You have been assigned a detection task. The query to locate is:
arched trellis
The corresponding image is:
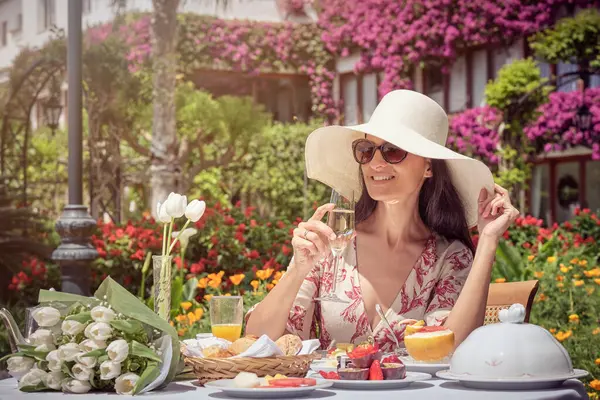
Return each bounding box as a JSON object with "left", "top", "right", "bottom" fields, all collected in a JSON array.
[{"left": 0, "top": 57, "right": 65, "bottom": 206}]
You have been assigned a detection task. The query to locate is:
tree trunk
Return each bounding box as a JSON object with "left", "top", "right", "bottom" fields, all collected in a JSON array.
[{"left": 150, "top": 0, "right": 180, "bottom": 214}]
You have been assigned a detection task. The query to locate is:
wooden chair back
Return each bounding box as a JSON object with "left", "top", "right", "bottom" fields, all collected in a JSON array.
[{"left": 484, "top": 280, "right": 539, "bottom": 325}]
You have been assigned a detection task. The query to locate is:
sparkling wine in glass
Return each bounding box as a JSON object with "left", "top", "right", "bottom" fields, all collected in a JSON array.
[{"left": 315, "top": 190, "right": 355, "bottom": 303}]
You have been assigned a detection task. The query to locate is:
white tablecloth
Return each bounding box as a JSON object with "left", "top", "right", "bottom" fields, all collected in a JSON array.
[{"left": 0, "top": 378, "right": 588, "bottom": 399}]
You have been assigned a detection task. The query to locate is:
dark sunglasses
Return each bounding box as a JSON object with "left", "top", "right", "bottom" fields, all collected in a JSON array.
[{"left": 352, "top": 139, "right": 408, "bottom": 164}]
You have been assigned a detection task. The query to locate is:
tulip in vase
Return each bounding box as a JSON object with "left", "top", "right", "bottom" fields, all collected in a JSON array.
[{"left": 154, "top": 193, "right": 206, "bottom": 320}]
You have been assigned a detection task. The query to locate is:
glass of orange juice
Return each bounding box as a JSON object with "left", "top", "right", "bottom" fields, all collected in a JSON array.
[{"left": 210, "top": 295, "right": 243, "bottom": 342}]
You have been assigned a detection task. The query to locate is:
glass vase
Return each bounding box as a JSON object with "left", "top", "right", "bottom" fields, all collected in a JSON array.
[{"left": 153, "top": 255, "right": 173, "bottom": 320}]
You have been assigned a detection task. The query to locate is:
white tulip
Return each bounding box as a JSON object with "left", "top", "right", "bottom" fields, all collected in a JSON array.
[
  {"left": 46, "top": 350, "right": 62, "bottom": 372},
  {"left": 57, "top": 343, "right": 82, "bottom": 362},
  {"left": 75, "top": 354, "right": 97, "bottom": 369},
  {"left": 84, "top": 322, "right": 112, "bottom": 341},
  {"left": 107, "top": 339, "right": 129, "bottom": 363},
  {"left": 115, "top": 373, "right": 141, "bottom": 395},
  {"left": 18, "top": 369, "right": 48, "bottom": 390},
  {"left": 185, "top": 200, "right": 206, "bottom": 222},
  {"left": 62, "top": 379, "right": 92, "bottom": 394},
  {"left": 172, "top": 227, "right": 198, "bottom": 249},
  {"left": 91, "top": 305, "right": 116, "bottom": 323},
  {"left": 7, "top": 356, "right": 35, "bottom": 381},
  {"left": 100, "top": 360, "right": 121, "bottom": 380},
  {"left": 61, "top": 320, "right": 86, "bottom": 336},
  {"left": 31, "top": 307, "right": 61, "bottom": 327},
  {"left": 157, "top": 201, "right": 171, "bottom": 223},
  {"left": 44, "top": 371, "right": 65, "bottom": 390},
  {"left": 34, "top": 343, "right": 56, "bottom": 352},
  {"left": 165, "top": 192, "right": 187, "bottom": 218},
  {"left": 72, "top": 363, "right": 94, "bottom": 381},
  {"left": 29, "top": 329, "right": 54, "bottom": 346},
  {"left": 80, "top": 338, "right": 107, "bottom": 352}
]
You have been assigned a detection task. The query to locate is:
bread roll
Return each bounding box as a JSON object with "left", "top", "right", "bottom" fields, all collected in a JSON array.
[
  {"left": 275, "top": 334, "right": 302, "bottom": 356},
  {"left": 202, "top": 345, "right": 235, "bottom": 358},
  {"left": 229, "top": 336, "right": 258, "bottom": 355}
]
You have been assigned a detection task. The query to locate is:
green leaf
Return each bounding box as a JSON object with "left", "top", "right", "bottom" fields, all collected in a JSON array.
[
  {"left": 110, "top": 319, "right": 145, "bottom": 335},
  {"left": 65, "top": 312, "right": 92, "bottom": 324},
  {"left": 132, "top": 361, "right": 160, "bottom": 395},
  {"left": 19, "top": 381, "right": 47, "bottom": 392},
  {"left": 62, "top": 363, "right": 74, "bottom": 378},
  {"left": 0, "top": 352, "right": 25, "bottom": 362},
  {"left": 21, "top": 348, "right": 50, "bottom": 362},
  {"left": 83, "top": 349, "right": 106, "bottom": 358},
  {"left": 183, "top": 277, "right": 198, "bottom": 301},
  {"left": 130, "top": 341, "right": 161, "bottom": 363}
]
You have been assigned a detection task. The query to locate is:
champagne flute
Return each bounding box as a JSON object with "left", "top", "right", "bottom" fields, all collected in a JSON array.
[{"left": 315, "top": 190, "right": 355, "bottom": 303}]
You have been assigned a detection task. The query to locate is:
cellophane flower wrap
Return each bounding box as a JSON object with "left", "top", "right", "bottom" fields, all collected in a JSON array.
[{"left": 3, "top": 277, "right": 180, "bottom": 395}]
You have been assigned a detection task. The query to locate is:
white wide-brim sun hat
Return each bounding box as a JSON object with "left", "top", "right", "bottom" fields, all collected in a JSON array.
[{"left": 305, "top": 89, "right": 495, "bottom": 228}]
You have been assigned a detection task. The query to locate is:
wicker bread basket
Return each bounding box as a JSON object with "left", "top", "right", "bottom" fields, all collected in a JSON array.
[{"left": 184, "top": 353, "right": 321, "bottom": 385}]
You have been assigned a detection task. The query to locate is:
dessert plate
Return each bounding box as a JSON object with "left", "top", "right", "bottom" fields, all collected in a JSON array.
[
  {"left": 436, "top": 369, "right": 589, "bottom": 390},
  {"left": 204, "top": 379, "right": 333, "bottom": 398},
  {"left": 315, "top": 372, "right": 431, "bottom": 390},
  {"left": 400, "top": 355, "right": 449, "bottom": 375}
]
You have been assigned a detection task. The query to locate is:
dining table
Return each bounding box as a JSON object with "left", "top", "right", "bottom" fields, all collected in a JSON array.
[{"left": 0, "top": 376, "right": 590, "bottom": 399}]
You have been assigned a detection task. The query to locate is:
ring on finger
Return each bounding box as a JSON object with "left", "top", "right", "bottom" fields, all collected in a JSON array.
[{"left": 303, "top": 229, "right": 310, "bottom": 240}]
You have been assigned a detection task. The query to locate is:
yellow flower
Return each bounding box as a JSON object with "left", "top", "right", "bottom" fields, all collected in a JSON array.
[
  {"left": 590, "top": 392, "right": 599, "bottom": 400},
  {"left": 224, "top": 293, "right": 231, "bottom": 296},
  {"left": 547, "top": 256, "right": 556, "bottom": 263},
  {"left": 527, "top": 255, "right": 535, "bottom": 261},
  {"left": 595, "top": 279, "right": 600, "bottom": 285},
  {"left": 256, "top": 268, "right": 275, "bottom": 281},
  {"left": 181, "top": 302, "right": 192, "bottom": 311},
  {"left": 272, "top": 279, "right": 279, "bottom": 286},
  {"left": 534, "top": 271, "right": 544, "bottom": 278},
  {"left": 169, "top": 321, "right": 175, "bottom": 327},
  {"left": 560, "top": 266, "right": 569, "bottom": 274},
  {"left": 585, "top": 268, "right": 600, "bottom": 277},
  {"left": 590, "top": 379, "right": 600, "bottom": 391},
  {"left": 554, "top": 330, "right": 572, "bottom": 341},
  {"left": 273, "top": 271, "right": 283, "bottom": 281},
  {"left": 568, "top": 314, "right": 579, "bottom": 323},
  {"left": 194, "top": 308, "right": 204, "bottom": 320},
  {"left": 579, "top": 260, "right": 588, "bottom": 267},
  {"left": 573, "top": 274, "right": 581, "bottom": 279},
  {"left": 175, "top": 315, "right": 187, "bottom": 323},
  {"left": 250, "top": 280, "right": 259, "bottom": 290},
  {"left": 204, "top": 294, "right": 213, "bottom": 302},
  {"left": 229, "top": 274, "right": 245, "bottom": 286},
  {"left": 595, "top": 358, "right": 600, "bottom": 366},
  {"left": 208, "top": 278, "right": 222, "bottom": 288},
  {"left": 495, "top": 278, "right": 506, "bottom": 283},
  {"left": 593, "top": 327, "right": 600, "bottom": 335},
  {"left": 586, "top": 287, "right": 595, "bottom": 295},
  {"left": 573, "top": 280, "right": 585, "bottom": 287},
  {"left": 570, "top": 258, "right": 579, "bottom": 264},
  {"left": 187, "top": 311, "right": 199, "bottom": 323},
  {"left": 197, "top": 277, "right": 209, "bottom": 289},
  {"left": 557, "top": 283, "right": 564, "bottom": 288}
]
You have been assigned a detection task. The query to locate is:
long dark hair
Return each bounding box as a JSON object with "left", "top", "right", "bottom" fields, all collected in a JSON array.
[{"left": 355, "top": 159, "right": 475, "bottom": 255}]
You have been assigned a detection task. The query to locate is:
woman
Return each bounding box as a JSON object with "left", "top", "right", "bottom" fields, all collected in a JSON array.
[{"left": 245, "top": 90, "right": 519, "bottom": 351}]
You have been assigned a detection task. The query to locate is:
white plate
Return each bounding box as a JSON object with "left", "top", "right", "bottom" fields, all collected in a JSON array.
[
  {"left": 204, "top": 379, "right": 333, "bottom": 398},
  {"left": 436, "top": 369, "right": 589, "bottom": 390},
  {"left": 316, "top": 371, "right": 432, "bottom": 390},
  {"left": 399, "top": 355, "right": 449, "bottom": 375}
]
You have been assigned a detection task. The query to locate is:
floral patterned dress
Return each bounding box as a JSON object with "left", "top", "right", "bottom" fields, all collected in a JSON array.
[{"left": 249, "top": 233, "right": 473, "bottom": 353}]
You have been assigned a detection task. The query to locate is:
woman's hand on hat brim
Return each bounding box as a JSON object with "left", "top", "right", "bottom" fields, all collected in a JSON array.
[{"left": 476, "top": 184, "right": 520, "bottom": 240}]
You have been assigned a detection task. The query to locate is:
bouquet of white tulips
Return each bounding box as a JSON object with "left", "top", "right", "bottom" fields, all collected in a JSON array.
[{"left": 2, "top": 277, "right": 180, "bottom": 395}]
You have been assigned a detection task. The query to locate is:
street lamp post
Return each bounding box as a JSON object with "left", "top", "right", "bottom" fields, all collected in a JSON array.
[
  {"left": 43, "top": 77, "right": 63, "bottom": 135},
  {"left": 51, "top": 0, "right": 98, "bottom": 296}
]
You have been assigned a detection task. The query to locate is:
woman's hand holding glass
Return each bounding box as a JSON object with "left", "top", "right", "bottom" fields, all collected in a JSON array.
[{"left": 291, "top": 203, "right": 337, "bottom": 276}]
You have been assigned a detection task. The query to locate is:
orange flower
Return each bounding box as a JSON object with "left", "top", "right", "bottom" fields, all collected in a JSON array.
[
  {"left": 272, "top": 279, "right": 279, "bottom": 286},
  {"left": 549, "top": 328, "right": 557, "bottom": 333},
  {"left": 568, "top": 314, "right": 579, "bottom": 323},
  {"left": 560, "top": 266, "right": 569, "bottom": 274},
  {"left": 537, "top": 293, "right": 548, "bottom": 301},
  {"left": 573, "top": 274, "right": 581, "bottom": 279},
  {"left": 595, "top": 279, "right": 600, "bottom": 285},
  {"left": 534, "top": 271, "right": 544, "bottom": 278},
  {"left": 181, "top": 302, "right": 192, "bottom": 311},
  {"left": 578, "top": 260, "right": 588, "bottom": 267},
  {"left": 229, "top": 274, "right": 245, "bottom": 286},
  {"left": 194, "top": 308, "right": 204, "bottom": 320},
  {"left": 554, "top": 330, "right": 572, "bottom": 341},
  {"left": 256, "top": 268, "right": 275, "bottom": 281},
  {"left": 175, "top": 315, "right": 187, "bottom": 323},
  {"left": 557, "top": 282, "right": 564, "bottom": 288},
  {"left": 570, "top": 258, "right": 579, "bottom": 264},
  {"left": 266, "top": 283, "right": 274, "bottom": 290},
  {"left": 527, "top": 255, "right": 535, "bottom": 261},
  {"left": 197, "top": 278, "right": 209, "bottom": 289},
  {"left": 585, "top": 268, "right": 600, "bottom": 277},
  {"left": 586, "top": 287, "right": 595, "bottom": 295},
  {"left": 573, "top": 280, "right": 585, "bottom": 287},
  {"left": 224, "top": 293, "right": 231, "bottom": 296},
  {"left": 593, "top": 327, "right": 600, "bottom": 335},
  {"left": 595, "top": 358, "right": 600, "bottom": 366},
  {"left": 556, "top": 275, "right": 564, "bottom": 282},
  {"left": 187, "top": 311, "right": 199, "bottom": 323},
  {"left": 495, "top": 278, "right": 506, "bottom": 283},
  {"left": 169, "top": 321, "right": 175, "bottom": 327},
  {"left": 547, "top": 256, "right": 557, "bottom": 263},
  {"left": 250, "top": 280, "right": 259, "bottom": 290},
  {"left": 208, "top": 278, "right": 222, "bottom": 288},
  {"left": 273, "top": 271, "right": 283, "bottom": 281},
  {"left": 204, "top": 294, "right": 213, "bottom": 302},
  {"left": 590, "top": 379, "right": 600, "bottom": 391},
  {"left": 178, "top": 328, "right": 187, "bottom": 336}
]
